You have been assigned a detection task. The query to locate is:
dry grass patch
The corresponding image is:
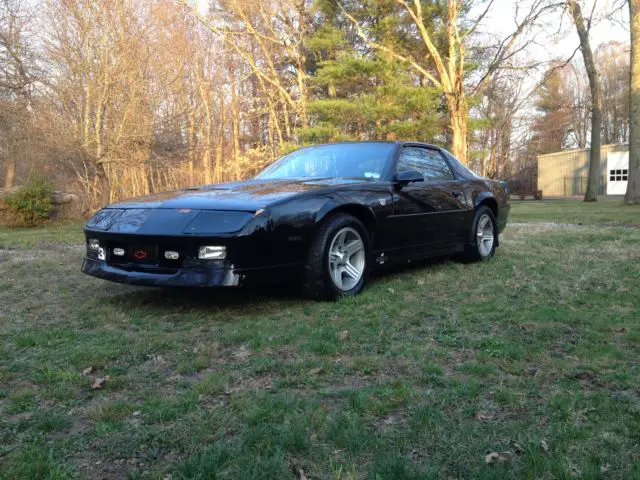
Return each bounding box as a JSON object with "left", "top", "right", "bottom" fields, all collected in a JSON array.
[{"left": 1, "top": 208, "right": 639, "bottom": 478}]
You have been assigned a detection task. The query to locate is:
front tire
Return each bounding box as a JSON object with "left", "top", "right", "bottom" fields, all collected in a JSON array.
[
  {"left": 464, "top": 206, "right": 497, "bottom": 262},
  {"left": 303, "top": 214, "right": 370, "bottom": 300}
]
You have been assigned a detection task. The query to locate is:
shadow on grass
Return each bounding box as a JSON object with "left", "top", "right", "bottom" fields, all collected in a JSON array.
[
  {"left": 98, "top": 255, "right": 458, "bottom": 314},
  {"left": 101, "top": 282, "right": 303, "bottom": 314}
]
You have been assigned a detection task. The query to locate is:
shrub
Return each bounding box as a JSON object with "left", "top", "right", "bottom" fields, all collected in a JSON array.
[{"left": 4, "top": 177, "right": 54, "bottom": 226}]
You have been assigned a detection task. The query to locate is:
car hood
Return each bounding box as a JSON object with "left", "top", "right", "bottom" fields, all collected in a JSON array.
[{"left": 108, "top": 178, "right": 366, "bottom": 211}]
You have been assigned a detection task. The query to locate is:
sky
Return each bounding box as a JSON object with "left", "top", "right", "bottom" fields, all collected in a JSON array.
[
  {"left": 194, "top": 0, "right": 630, "bottom": 81},
  {"left": 477, "top": 0, "right": 629, "bottom": 60},
  {"left": 196, "top": 0, "right": 630, "bottom": 60}
]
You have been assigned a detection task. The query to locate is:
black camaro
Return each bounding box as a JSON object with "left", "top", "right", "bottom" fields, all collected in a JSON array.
[{"left": 82, "top": 142, "right": 509, "bottom": 299}]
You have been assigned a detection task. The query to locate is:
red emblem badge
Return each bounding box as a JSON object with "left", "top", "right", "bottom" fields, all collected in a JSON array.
[{"left": 134, "top": 250, "right": 148, "bottom": 260}]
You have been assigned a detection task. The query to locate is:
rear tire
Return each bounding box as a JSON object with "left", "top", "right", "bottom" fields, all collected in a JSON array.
[
  {"left": 303, "top": 214, "right": 370, "bottom": 300},
  {"left": 464, "top": 206, "right": 497, "bottom": 262}
]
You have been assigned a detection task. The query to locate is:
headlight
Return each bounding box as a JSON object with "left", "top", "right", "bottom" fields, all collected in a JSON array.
[
  {"left": 86, "top": 209, "right": 125, "bottom": 230},
  {"left": 88, "top": 238, "right": 100, "bottom": 251},
  {"left": 198, "top": 246, "right": 227, "bottom": 260},
  {"left": 184, "top": 211, "right": 255, "bottom": 234}
]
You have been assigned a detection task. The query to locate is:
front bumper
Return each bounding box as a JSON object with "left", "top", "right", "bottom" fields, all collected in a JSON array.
[
  {"left": 81, "top": 257, "right": 300, "bottom": 287},
  {"left": 82, "top": 257, "right": 241, "bottom": 286}
]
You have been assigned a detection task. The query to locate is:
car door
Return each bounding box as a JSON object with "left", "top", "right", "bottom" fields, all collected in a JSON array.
[{"left": 391, "top": 145, "right": 469, "bottom": 253}]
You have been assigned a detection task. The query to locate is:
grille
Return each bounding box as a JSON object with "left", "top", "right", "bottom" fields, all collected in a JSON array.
[{"left": 106, "top": 241, "right": 184, "bottom": 269}]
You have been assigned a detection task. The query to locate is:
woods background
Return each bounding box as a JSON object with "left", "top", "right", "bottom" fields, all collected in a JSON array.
[{"left": 0, "top": 0, "right": 632, "bottom": 214}]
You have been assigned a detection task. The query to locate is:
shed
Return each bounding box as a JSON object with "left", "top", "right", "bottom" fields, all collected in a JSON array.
[{"left": 537, "top": 144, "right": 628, "bottom": 197}]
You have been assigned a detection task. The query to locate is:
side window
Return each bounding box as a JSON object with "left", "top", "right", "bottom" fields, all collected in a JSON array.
[{"left": 398, "top": 147, "right": 454, "bottom": 181}]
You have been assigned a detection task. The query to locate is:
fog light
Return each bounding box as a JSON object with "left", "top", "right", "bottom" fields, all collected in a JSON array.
[
  {"left": 88, "top": 238, "right": 100, "bottom": 251},
  {"left": 198, "top": 246, "right": 226, "bottom": 260},
  {"left": 165, "top": 250, "right": 180, "bottom": 260},
  {"left": 113, "top": 248, "right": 125, "bottom": 256}
]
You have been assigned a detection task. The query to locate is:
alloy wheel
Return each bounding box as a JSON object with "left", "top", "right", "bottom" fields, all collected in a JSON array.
[
  {"left": 476, "top": 213, "right": 494, "bottom": 257},
  {"left": 328, "top": 227, "right": 366, "bottom": 290}
]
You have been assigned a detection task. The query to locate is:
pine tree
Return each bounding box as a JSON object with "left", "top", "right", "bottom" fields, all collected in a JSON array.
[{"left": 301, "top": 1, "right": 442, "bottom": 144}]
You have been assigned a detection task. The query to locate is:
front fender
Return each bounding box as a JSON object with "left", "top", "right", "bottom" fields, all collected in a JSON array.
[
  {"left": 315, "top": 199, "right": 377, "bottom": 225},
  {"left": 472, "top": 190, "right": 496, "bottom": 209},
  {"left": 266, "top": 189, "right": 389, "bottom": 262}
]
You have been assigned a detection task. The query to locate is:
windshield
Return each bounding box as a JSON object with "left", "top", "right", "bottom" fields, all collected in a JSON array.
[{"left": 256, "top": 143, "right": 395, "bottom": 180}]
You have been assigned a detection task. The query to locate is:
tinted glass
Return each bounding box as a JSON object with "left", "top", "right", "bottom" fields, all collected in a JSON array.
[
  {"left": 256, "top": 143, "right": 395, "bottom": 180},
  {"left": 442, "top": 149, "right": 483, "bottom": 178},
  {"left": 398, "top": 147, "right": 454, "bottom": 181}
]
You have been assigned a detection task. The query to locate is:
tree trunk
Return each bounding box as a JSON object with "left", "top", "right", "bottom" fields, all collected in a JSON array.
[
  {"left": 448, "top": 95, "right": 469, "bottom": 165},
  {"left": 199, "top": 86, "right": 213, "bottom": 185},
  {"left": 4, "top": 156, "right": 15, "bottom": 189},
  {"left": 95, "top": 163, "right": 110, "bottom": 206},
  {"left": 229, "top": 62, "right": 242, "bottom": 180},
  {"left": 568, "top": 0, "right": 602, "bottom": 202},
  {"left": 187, "top": 107, "right": 197, "bottom": 185},
  {"left": 625, "top": 0, "right": 640, "bottom": 204}
]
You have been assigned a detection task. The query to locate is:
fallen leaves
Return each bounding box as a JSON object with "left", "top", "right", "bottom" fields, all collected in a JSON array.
[
  {"left": 85, "top": 366, "right": 109, "bottom": 389},
  {"left": 485, "top": 439, "right": 538, "bottom": 466},
  {"left": 288, "top": 459, "right": 308, "bottom": 480},
  {"left": 573, "top": 371, "right": 595, "bottom": 381},
  {"left": 337, "top": 330, "right": 349, "bottom": 342},
  {"left": 233, "top": 345, "right": 251, "bottom": 360},
  {"left": 475, "top": 411, "right": 495, "bottom": 421},
  {"left": 485, "top": 452, "right": 509, "bottom": 464},
  {"left": 91, "top": 376, "right": 108, "bottom": 390}
]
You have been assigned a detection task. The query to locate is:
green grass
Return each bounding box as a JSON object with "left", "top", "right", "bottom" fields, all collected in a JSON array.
[
  {"left": 1, "top": 205, "right": 640, "bottom": 479},
  {"left": 0, "top": 221, "right": 85, "bottom": 249},
  {"left": 510, "top": 198, "right": 640, "bottom": 225}
]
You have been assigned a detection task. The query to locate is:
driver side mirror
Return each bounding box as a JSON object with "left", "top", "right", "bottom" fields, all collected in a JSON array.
[{"left": 394, "top": 170, "right": 424, "bottom": 186}]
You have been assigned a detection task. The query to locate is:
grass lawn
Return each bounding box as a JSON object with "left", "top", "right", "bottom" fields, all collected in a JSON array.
[
  {"left": 1, "top": 201, "right": 639, "bottom": 479},
  {"left": 509, "top": 198, "right": 640, "bottom": 226}
]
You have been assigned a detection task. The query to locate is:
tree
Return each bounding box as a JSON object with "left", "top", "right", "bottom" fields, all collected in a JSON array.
[
  {"left": 301, "top": 3, "right": 441, "bottom": 144},
  {"left": 567, "top": 0, "right": 602, "bottom": 202},
  {"left": 0, "top": 0, "right": 35, "bottom": 189},
  {"left": 564, "top": 63, "right": 591, "bottom": 148},
  {"left": 625, "top": 0, "right": 640, "bottom": 204},
  {"left": 597, "top": 41, "right": 630, "bottom": 145},
  {"left": 529, "top": 66, "right": 573, "bottom": 154},
  {"left": 473, "top": 72, "right": 527, "bottom": 178},
  {"left": 181, "top": 0, "right": 312, "bottom": 151},
  {"left": 340, "top": 0, "right": 557, "bottom": 165}
]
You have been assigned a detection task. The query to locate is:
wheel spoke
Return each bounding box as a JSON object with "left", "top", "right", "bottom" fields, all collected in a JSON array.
[
  {"left": 344, "top": 239, "right": 363, "bottom": 257},
  {"left": 332, "top": 266, "right": 343, "bottom": 288},
  {"left": 343, "top": 261, "right": 361, "bottom": 280}
]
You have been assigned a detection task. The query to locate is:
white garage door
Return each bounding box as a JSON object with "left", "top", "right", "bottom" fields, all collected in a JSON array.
[{"left": 607, "top": 151, "right": 629, "bottom": 196}]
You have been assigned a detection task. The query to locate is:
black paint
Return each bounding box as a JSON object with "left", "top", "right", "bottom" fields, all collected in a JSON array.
[{"left": 82, "top": 142, "right": 510, "bottom": 288}]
